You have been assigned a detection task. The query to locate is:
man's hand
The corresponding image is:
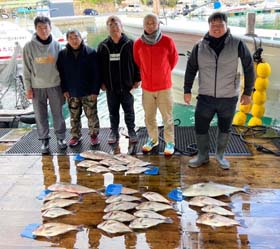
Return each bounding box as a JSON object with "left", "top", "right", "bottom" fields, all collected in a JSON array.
[
  {"left": 63, "top": 92, "right": 70, "bottom": 99},
  {"left": 184, "top": 93, "right": 192, "bottom": 105},
  {"left": 133, "top": 81, "right": 141, "bottom": 88},
  {"left": 90, "top": 94, "right": 98, "bottom": 101},
  {"left": 240, "top": 94, "right": 251, "bottom": 105},
  {"left": 26, "top": 89, "right": 33, "bottom": 99}
]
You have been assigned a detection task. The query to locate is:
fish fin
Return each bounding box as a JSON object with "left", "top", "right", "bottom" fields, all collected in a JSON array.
[
  {"left": 164, "top": 217, "right": 173, "bottom": 224},
  {"left": 237, "top": 219, "right": 247, "bottom": 228}
]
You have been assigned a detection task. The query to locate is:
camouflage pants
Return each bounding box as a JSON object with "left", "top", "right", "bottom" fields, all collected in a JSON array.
[{"left": 68, "top": 96, "right": 99, "bottom": 138}]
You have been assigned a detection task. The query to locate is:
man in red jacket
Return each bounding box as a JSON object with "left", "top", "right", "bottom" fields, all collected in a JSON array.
[{"left": 133, "top": 13, "right": 178, "bottom": 156}]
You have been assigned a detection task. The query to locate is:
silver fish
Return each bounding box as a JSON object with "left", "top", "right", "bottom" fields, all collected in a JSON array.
[
  {"left": 108, "top": 165, "right": 128, "bottom": 172},
  {"left": 121, "top": 187, "right": 139, "bottom": 195},
  {"left": 134, "top": 210, "right": 171, "bottom": 221},
  {"left": 100, "top": 158, "right": 126, "bottom": 167},
  {"left": 188, "top": 196, "right": 231, "bottom": 207},
  {"left": 126, "top": 161, "right": 151, "bottom": 168},
  {"left": 196, "top": 213, "right": 240, "bottom": 227},
  {"left": 182, "top": 182, "right": 248, "bottom": 197},
  {"left": 97, "top": 220, "right": 132, "bottom": 234},
  {"left": 129, "top": 217, "right": 173, "bottom": 229},
  {"left": 105, "top": 194, "right": 141, "bottom": 203},
  {"left": 77, "top": 160, "right": 101, "bottom": 168},
  {"left": 80, "top": 150, "right": 113, "bottom": 161},
  {"left": 41, "top": 199, "right": 80, "bottom": 211},
  {"left": 113, "top": 154, "right": 139, "bottom": 164},
  {"left": 103, "top": 211, "right": 136, "bottom": 222},
  {"left": 142, "top": 192, "right": 170, "bottom": 203},
  {"left": 136, "top": 201, "right": 173, "bottom": 212},
  {"left": 44, "top": 191, "right": 79, "bottom": 202},
  {"left": 125, "top": 166, "right": 148, "bottom": 175},
  {"left": 32, "top": 223, "right": 82, "bottom": 237},
  {"left": 201, "top": 205, "right": 235, "bottom": 216},
  {"left": 48, "top": 182, "right": 96, "bottom": 194},
  {"left": 86, "top": 165, "right": 110, "bottom": 173},
  {"left": 104, "top": 201, "right": 139, "bottom": 212},
  {"left": 42, "top": 207, "right": 74, "bottom": 218}
]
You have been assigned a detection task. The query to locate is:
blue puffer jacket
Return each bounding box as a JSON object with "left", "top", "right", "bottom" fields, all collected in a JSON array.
[{"left": 57, "top": 42, "right": 101, "bottom": 97}]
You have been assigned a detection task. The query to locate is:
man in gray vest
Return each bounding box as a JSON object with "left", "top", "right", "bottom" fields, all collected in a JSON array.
[{"left": 184, "top": 12, "right": 255, "bottom": 169}]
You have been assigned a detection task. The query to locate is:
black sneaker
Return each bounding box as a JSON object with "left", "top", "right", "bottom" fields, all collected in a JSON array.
[
  {"left": 41, "top": 139, "right": 50, "bottom": 154},
  {"left": 57, "top": 139, "right": 67, "bottom": 150},
  {"left": 128, "top": 129, "right": 138, "bottom": 143},
  {"left": 108, "top": 131, "right": 119, "bottom": 144}
]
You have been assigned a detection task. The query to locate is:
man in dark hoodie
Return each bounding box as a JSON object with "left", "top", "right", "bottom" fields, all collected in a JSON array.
[
  {"left": 184, "top": 12, "right": 255, "bottom": 169},
  {"left": 97, "top": 15, "right": 141, "bottom": 144},
  {"left": 23, "top": 16, "right": 67, "bottom": 154},
  {"left": 57, "top": 30, "right": 100, "bottom": 147}
]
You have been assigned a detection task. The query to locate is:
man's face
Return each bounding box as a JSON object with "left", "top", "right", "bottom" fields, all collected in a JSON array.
[
  {"left": 144, "top": 17, "right": 159, "bottom": 35},
  {"left": 67, "top": 32, "right": 82, "bottom": 49},
  {"left": 36, "top": 22, "right": 51, "bottom": 41},
  {"left": 107, "top": 20, "right": 122, "bottom": 38},
  {"left": 209, "top": 19, "right": 227, "bottom": 38}
]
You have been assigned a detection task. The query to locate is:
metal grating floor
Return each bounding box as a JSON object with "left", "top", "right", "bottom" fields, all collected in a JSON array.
[
  {"left": 0, "top": 129, "right": 11, "bottom": 138},
  {"left": 3, "top": 126, "right": 251, "bottom": 156}
]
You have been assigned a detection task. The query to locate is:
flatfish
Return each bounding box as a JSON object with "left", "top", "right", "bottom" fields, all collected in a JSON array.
[
  {"left": 182, "top": 182, "right": 249, "bottom": 197},
  {"left": 108, "top": 165, "right": 128, "bottom": 172},
  {"left": 134, "top": 210, "right": 171, "bottom": 220},
  {"left": 188, "top": 196, "right": 231, "bottom": 207},
  {"left": 129, "top": 217, "right": 173, "bottom": 229},
  {"left": 48, "top": 182, "right": 96, "bottom": 194},
  {"left": 142, "top": 192, "right": 170, "bottom": 203},
  {"left": 86, "top": 165, "right": 110, "bottom": 173},
  {"left": 100, "top": 158, "right": 126, "bottom": 167},
  {"left": 33, "top": 223, "right": 82, "bottom": 237},
  {"left": 80, "top": 150, "right": 113, "bottom": 161},
  {"left": 125, "top": 166, "right": 148, "bottom": 175},
  {"left": 42, "top": 207, "right": 74, "bottom": 218},
  {"left": 76, "top": 160, "right": 101, "bottom": 168},
  {"left": 97, "top": 220, "right": 132, "bottom": 234},
  {"left": 196, "top": 213, "right": 240, "bottom": 227},
  {"left": 44, "top": 191, "right": 79, "bottom": 202},
  {"left": 121, "top": 187, "right": 139, "bottom": 195},
  {"left": 103, "top": 211, "right": 136, "bottom": 222},
  {"left": 201, "top": 205, "right": 235, "bottom": 216}
]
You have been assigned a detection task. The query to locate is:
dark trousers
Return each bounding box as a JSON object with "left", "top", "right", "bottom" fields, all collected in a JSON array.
[
  {"left": 106, "top": 90, "right": 135, "bottom": 132},
  {"left": 195, "top": 95, "right": 238, "bottom": 134}
]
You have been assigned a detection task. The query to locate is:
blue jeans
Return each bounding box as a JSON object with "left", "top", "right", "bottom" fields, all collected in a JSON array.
[{"left": 195, "top": 95, "right": 238, "bottom": 134}]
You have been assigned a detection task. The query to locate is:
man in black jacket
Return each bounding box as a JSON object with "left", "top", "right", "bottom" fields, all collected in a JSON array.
[
  {"left": 57, "top": 30, "right": 101, "bottom": 147},
  {"left": 97, "top": 15, "right": 141, "bottom": 144}
]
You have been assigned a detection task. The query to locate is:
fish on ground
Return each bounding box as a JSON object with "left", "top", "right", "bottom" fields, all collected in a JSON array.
[
  {"left": 129, "top": 217, "right": 173, "bottom": 229},
  {"left": 103, "top": 211, "right": 136, "bottom": 222},
  {"left": 188, "top": 196, "right": 231, "bottom": 207},
  {"left": 100, "top": 158, "right": 126, "bottom": 167},
  {"left": 76, "top": 160, "right": 101, "bottom": 168},
  {"left": 201, "top": 205, "right": 235, "bottom": 216},
  {"left": 104, "top": 201, "right": 139, "bottom": 212},
  {"left": 125, "top": 166, "right": 149, "bottom": 175},
  {"left": 182, "top": 182, "right": 249, "bottom": 197},
  {"left": 108, "top": 165, "right": 128, "bottom": 172},
  {"left": 134, "top": 210, "right": 172, "bottom": 221},
  {"left": 142, "top": 192, "right": 170, "bottom": 203},
  {"left": 121, "top": 187, "right": 139, "bottom": 195},
  {"left": 44, "top": 191, "right": 79, "bottom": 202},
  {"left": 86, "top": 165, "right": 110, "bottom": 173},
  {"left": 42, "top": 207, "right": 74, "bottom": 218},
  {"left": 48, "top": 182, "right": 96, "bottom": 194},
  {"left": 196, "top": 213, "right": 240, "bottom": 228},
  {"left": 97, "top": 220, "right": 132, "bottom": 234},
  {"left": 136, "top": 201, "right": 173, "bottom": 212},
  {"left": 105, "top": 194, "right": 141, "bottom": 203},
  {"left": 32, "top": 222, "right": 82, "bottom": 237},
  {"left": 41, "top": 198, "right": 81, "bottom": 211},
  {"left": 80, "top": 150, "right": 113, "bottom": 161}
]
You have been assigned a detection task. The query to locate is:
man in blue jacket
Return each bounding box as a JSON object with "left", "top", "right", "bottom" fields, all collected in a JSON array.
[
  {"left": 57, "top": 30, "right": 100, "bottom": 147},
  {"left": 184, "top": 12, "right": 255, "bottom": 169}
]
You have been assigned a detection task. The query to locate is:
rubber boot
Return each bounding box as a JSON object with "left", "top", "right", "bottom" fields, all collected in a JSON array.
[
  {"left": 41, "top": 138, "right": 50, "bottom": 155},
  {"left": 188, "top": 134, "right": 210, "bottom": 168},
  {"left": 215, "top": 131, "right": 230, "bottom": 169}
]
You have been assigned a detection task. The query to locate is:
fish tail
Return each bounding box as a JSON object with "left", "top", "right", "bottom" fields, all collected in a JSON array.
[
  {"left": 238, "top": 219, "right": 247, "bottom": 228},
  {"left": 164, "top": 217, "right": 173, "bottom": 224}
]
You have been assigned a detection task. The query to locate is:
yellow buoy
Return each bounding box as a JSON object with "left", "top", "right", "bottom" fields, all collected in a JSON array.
[
  {"left": 253, "top": 91, "right": 266, "bottom": 105},
  {"left": 239, "top": 103, "right": 252, "bottom": 114},
  {"left": 257, "top": 62, "right": 271, "bottom": 78},
  {"left": 232, "top": 111, "right": 247, "bottom": 126},
  {"left": 251, "top": 104, "right": 265, "bottom": 118},
  {"left": 248, "top": 116, "right": 262, "bottom": 126},
  {"left": 254, "top": 77, "right": 269, "bottom": 91}
]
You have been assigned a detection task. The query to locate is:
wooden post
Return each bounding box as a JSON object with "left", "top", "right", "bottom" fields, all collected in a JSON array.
[
  {"left": 153, "top": 0, "right": 160, "bottom": 15},
  {"left": 246, "top": 12, "right": 256, "bottom": 36}
]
